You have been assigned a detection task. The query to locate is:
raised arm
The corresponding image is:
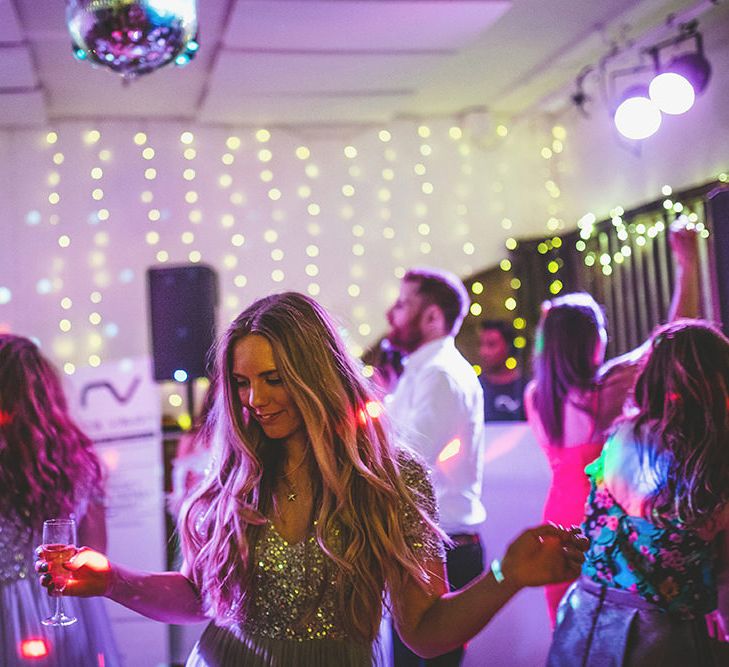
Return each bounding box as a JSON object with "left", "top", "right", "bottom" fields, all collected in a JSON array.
[
  {"left": 38, "top": 548, "right": 208, "bottom": 624},
  {"left": 392, "top": 525, "right": 587, "bottom": 658},
  {"left": 667, "top": 220, "right": 700, "bottom": 320}
]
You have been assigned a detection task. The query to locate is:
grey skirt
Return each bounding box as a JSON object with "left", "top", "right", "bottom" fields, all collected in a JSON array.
[{"left": 547, "top": 577, "right": 717, "bottom": 667}]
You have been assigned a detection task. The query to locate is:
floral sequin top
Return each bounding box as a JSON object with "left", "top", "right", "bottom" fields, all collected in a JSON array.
[{"left": 581, "top": 434, "right": 717, "bottom": 620}]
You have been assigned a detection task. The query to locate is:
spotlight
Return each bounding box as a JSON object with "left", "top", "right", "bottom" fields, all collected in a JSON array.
[
  {"left": 613, "top": 85, "right": 662, "bottom": 140},
  {"left": 649, "top": 71, "right": 695, "bottom": 115},
  {"left": 648, "top": 22, "right": 712, "bottom": 116}
]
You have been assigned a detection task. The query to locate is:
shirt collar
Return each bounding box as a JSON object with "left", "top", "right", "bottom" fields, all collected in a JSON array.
[{"left": 402, "top": 336, "right": 454, "bottom": 374}]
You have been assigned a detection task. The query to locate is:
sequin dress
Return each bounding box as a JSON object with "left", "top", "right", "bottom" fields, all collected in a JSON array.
[
  {"left": 186, "top": 449, "right": 445, "bottom": 667},
  {"left": 0, "top": 507, "right": 122, "bottom": 667}
]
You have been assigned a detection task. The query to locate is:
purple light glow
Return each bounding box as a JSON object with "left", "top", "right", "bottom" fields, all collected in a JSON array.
[
  {"left": 614, "top": 95, "right": 662, "bottom": 140},
  {"left": 649, "top": 72, "right": 695, "bottom": 115}
]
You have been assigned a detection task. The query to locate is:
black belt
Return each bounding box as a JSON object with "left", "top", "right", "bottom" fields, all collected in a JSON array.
[{"left": 448, "top": 532, "right": 481, "bottom": 548}]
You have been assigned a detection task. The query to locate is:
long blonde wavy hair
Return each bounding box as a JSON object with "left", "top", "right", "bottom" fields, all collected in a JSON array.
[{"left": 180, "top": 292, "right": 440, "bottom": 642}]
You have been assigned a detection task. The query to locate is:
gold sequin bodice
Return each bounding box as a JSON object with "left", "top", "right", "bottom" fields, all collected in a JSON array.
[
  {"left": 243, "top": 521, "right": 345, "bottom": 641},
  {"left": 226, "top": 449, "right": 445, "bottom": 644}
]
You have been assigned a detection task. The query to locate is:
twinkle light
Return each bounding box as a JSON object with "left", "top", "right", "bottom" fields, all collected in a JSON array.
[
  {"left": 271, "top": 269, "right": 284, "bottom": 282},
  {"left": 470, "top": 303, "right": 482, "bottom": 316},
  {"left": 296, "top": 146, "right": 310, "bottom": 160},
  {"left": 307, "top": 283, "right": 320, "bottom": 296},
  {"left": 234, "top": 274, "right": 247, "bottom": 288},
  {"left": 471, "top": 281, "right": 483, "bottom": 295},
  {"left": 226, "top": 136, "right": 241, "bottom": 150},
  {"left": 256, "top": 129, "right": 271, "bottom": 143},
  {"left": 378, "top": 130, "right": 391, "bottom": 142},
  {"left": 180, "top": 132, "right": 194, "bottom": 144}
]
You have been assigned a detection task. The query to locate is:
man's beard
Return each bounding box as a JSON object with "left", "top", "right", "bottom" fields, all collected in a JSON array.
[{"left": 388, "top": 318, "right": 424, "bottom": 354}]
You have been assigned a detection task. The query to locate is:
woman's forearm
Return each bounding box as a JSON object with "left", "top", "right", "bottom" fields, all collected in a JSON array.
[
  {"left": 108, "top": 565, "right": 208, "bottom": 624},
  {"left": 399, "top": 570, "right": 521, "bottom": 658}
]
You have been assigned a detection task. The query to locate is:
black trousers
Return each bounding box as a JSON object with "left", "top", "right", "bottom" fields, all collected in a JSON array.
[{"left": 392, "top": 537, "right": 484, "bottom": 666}]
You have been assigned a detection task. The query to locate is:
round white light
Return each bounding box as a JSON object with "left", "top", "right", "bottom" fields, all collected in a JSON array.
[
  {"left": 614, "top": 96, "right": 662, "bottom": 140},
  {"left": 649, "top": 72, "right": 695, "bottom": 115}
]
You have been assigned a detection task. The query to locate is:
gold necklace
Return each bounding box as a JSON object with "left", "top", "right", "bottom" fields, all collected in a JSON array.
[
  {"left": 282, "top": 476, "right": 297, "bottom": 502},
  {"left": 281, "top": 456, "right": 307, "bottom": 502}
]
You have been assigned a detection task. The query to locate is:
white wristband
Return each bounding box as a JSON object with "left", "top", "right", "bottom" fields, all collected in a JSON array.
[{"left": 490, "top": 558, "right": 505, "bottom": 584}]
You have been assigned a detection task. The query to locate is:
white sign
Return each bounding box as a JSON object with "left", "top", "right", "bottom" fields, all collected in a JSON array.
[{"left": 68, "top": 357, "right": 168, "bottom": 667}]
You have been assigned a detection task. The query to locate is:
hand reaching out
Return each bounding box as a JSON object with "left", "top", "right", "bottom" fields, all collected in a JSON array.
[{"left": 500, "top": 524, "right": 588, "bottom": 590}]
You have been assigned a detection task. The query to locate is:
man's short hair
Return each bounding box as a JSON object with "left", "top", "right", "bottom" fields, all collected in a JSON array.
[
  {"left": 404, "top": 267, "right": 469, "bottom": 335},
  {"left": 479, "top": 319, "right": 515, "bottom": 347}
]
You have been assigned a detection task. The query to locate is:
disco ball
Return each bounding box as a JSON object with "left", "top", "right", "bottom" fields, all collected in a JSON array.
[{"left": 66, "top": 0, "right": 199, "bottom": 80}]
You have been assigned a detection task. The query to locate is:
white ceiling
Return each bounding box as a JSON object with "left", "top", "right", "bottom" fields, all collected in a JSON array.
[{"left": 0, "top": 0, "right": 718, "bottom": 128}]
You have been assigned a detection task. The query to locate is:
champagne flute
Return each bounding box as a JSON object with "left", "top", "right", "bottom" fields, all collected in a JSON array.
[{"left": 40, "top": 518, "right": 78, "bottom": 627}]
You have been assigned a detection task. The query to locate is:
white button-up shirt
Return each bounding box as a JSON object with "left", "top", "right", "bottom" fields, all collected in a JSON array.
[{"left": 387, "top": 336, "right": 486, "bottom": 534}]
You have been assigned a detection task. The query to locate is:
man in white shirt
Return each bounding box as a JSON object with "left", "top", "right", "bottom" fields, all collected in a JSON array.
[{"left": 386, "top": 267, "right": 486, "bottom": 666}]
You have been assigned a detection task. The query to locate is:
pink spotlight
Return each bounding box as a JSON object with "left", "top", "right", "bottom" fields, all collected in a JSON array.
[{"left": 20, "top": 638, "right": 49, "bottom": 659}]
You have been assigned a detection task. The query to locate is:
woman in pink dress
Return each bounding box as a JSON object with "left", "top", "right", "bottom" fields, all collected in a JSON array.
[{"left": 525, "top": 223, "right": 699, "bottom": 626}]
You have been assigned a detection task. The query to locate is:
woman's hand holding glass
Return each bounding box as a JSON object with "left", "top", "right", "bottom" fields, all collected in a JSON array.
[
  {"left": 36, "top": 518, "right": 78, "bottom": 626},
  {"left": 37, "top": 545, "right": 113, "bottom": 600}
]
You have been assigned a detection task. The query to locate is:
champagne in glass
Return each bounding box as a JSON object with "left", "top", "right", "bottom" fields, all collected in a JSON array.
[{"left": 40, "top": 518, "right": 77, "bottom": 627}]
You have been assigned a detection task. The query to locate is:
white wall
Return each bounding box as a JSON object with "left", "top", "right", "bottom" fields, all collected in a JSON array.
[{"left": 1, "top": 2, "right": 728, "bottom": 399}]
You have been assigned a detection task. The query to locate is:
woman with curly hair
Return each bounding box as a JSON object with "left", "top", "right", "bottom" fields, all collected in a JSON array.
[
  {"left": 42, "top": 292, "right": 586, "bottom": 666},
  {"left": 0, "top": 334, "right": 120, "bottom": 666},
  {"left": 547, "top": 319, "right": 729, "bottom": 666}
]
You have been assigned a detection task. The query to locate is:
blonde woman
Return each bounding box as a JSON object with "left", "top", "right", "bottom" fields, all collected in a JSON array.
[{"left": 40, "top": 293, "right": 586, "bottom": 666}]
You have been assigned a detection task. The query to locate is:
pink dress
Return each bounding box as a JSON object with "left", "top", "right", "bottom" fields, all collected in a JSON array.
[
  {"left": 525, "top": 357, "right": 639, "bottom": 626},
  {"left": 539, "top": 441, "right": 603, "bottom": 624}
]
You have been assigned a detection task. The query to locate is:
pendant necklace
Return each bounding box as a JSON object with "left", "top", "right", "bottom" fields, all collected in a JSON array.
[
  {"left": 281, "top": 455, "right": 308, "bottom": 503},
  {"left": 282, "top": 476, "right": 297, "bottom": 502}
]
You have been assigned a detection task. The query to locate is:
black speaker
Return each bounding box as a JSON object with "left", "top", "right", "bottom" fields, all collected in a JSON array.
[{"left": 147, "top": 264, "right": 219, "bottom": 382}]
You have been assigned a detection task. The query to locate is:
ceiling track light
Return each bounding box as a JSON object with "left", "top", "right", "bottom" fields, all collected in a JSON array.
[
  {"left": 647, "top": 21, "right": 712, "bottom": 115},
  {"left": 571, "top": 17, "right": 714, "bottom": 142}
]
